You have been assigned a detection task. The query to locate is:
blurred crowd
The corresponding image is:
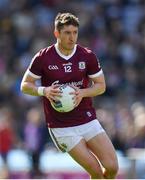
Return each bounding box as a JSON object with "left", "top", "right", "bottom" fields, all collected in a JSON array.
[{"left": 0, "top": 0, "right": 145, "bottom": 178}]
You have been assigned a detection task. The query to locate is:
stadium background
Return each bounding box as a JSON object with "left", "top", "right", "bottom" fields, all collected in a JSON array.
[{"left": 0, "top": 0, "right": 145, "bottom": 178}]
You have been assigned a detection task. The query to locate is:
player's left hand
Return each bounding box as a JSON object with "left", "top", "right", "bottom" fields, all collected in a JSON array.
[{"left": 70, "top": 85, "right": 83, "bottom": 107}]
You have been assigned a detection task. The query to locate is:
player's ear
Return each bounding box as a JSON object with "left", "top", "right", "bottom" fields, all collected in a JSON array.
[{"left": 54, "top": 30, "right": 59, "bottom": 38}]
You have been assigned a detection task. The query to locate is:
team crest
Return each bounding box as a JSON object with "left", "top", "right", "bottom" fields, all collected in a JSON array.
[{"left": 79, "top": 62, "right": 86, "bottom": 70}]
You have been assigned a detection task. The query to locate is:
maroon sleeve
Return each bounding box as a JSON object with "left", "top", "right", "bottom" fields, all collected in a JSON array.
[
  {"left": 87, "top": 52, "right": 102, "bottom": 76},
  {"left": 28, "top": 51, "right": 43, "bottom": 77}
]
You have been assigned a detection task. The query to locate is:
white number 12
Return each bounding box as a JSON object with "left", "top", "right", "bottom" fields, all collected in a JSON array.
[{"left": 64, "top": 65, "right": 72, "bottom": 72}]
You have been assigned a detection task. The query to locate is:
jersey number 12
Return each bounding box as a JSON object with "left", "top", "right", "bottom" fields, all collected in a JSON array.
[{"left": 64, "top": 65, "right": 72, "bottom": 72}]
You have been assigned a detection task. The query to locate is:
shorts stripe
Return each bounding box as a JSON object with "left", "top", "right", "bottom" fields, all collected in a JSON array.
[{"left": 49, "top": 129, "right": 66, "bottom": 152}]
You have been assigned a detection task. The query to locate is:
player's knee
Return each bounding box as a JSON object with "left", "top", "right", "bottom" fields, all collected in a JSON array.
[
  {"left": 90, "top": 170, "right": 104, "bottom": 179},
  {"left": 107, "top": 166, "right": 118, "bottom": 177},
  {"left": 86, "top": 162, "right": 104, "bottom": 178},
  {"left": 105, "top": 160, "right": 119, "bottom": 177}
]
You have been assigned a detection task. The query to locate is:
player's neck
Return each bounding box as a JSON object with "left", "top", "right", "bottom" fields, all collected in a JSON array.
[{"left": 57, "top": 43, "right": 74, "bottom": 56}]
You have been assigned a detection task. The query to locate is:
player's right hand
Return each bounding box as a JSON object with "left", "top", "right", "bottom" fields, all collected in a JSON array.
[{"left": 43, "top": 84, "right": 62, "bottom": 103}]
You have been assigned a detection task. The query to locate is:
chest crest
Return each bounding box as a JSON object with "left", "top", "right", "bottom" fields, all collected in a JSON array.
[{"left": 79, "top": 61, "right": 86, "bottom": 70}]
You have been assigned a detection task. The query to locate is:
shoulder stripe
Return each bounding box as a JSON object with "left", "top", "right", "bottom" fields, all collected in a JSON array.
[{"left": 88, "top": 69, "right": 103, "bottom": 78}]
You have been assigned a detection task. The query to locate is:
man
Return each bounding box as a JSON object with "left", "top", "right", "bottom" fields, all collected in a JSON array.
[{"left": 21, "top": 12, "right": 118, "bottom": 179}]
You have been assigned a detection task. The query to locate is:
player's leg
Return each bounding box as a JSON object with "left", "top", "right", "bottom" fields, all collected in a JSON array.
[
  {"left": 86, "top": 132, "right": 119, "bottom": 179},
  {"left": 49, "top": 128, "right": 103, "bottom": 179},
  {"left": 68, "top": 138, "right": 104, "bottom": 179}
]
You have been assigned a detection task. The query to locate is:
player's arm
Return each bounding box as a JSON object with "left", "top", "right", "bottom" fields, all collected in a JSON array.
[
  {"left": 73, "top": 73, "right": 106, "bottom": 107},
  {"left": 82, "top": 73, "right": 106, "bottom": 97},
  {"left": 21, "top": 70, "right": 62, "bottom": 101},
  {"left": 20, "top": 70, "right": 42, "bottom": 96}
]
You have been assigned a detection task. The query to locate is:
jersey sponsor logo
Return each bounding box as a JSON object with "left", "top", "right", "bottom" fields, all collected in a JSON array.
[
  {"left": 51, "top": 79, "right": 84, "bottom": 88},
  {"left": 48, "top": 65, "right": 59, "bottom": 70},
  {"left": 79, "top": 62, "right": 86, "bottom": 70},
  {"left": 52, "top": 80, "right": 60, "bottom": 85}
]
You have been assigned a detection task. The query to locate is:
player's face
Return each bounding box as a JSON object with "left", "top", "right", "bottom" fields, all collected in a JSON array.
[{"left": 56, "top": 25, "right": 78, "bottom": 51}]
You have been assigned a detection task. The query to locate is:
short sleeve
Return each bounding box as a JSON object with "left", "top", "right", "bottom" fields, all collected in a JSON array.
[
  {"left": 87, "top": 52, "right": 103, "bottom": 78},
  {"left": 28, "top": 51, "right": 43, "bottom": 79}
]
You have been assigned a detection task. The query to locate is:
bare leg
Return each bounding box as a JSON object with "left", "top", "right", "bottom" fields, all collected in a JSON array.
[
  {"left": 87, "top": 132, "right": 119, "bottom": 179},
  {"left": 68, "top": 139, "right": 104, "bottom": 179}
]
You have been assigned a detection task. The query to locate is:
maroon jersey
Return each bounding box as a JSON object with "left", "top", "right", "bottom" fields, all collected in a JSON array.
[{"left": 28, "top": 44, "right": 103, "bottom": 128}]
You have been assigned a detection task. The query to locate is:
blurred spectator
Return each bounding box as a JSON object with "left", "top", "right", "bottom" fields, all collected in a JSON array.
[
  {"left": 129, "top": 102, "right": 145, "bottom": 148},
  {"left": 0, "top": 107, "right": 16, "bottom": 160},
  {"left": 23, "top": 107, "right": 48, "bottom": 177}
]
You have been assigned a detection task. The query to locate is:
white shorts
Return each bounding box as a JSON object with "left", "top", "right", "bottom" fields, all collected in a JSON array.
[{"left": 49, "top": 119, "right": 105, "bottom": 152}]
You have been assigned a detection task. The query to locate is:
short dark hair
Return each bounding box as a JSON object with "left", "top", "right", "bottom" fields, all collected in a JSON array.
[{"left": 55, "top": 12, "right": 79, "bottom": 31}]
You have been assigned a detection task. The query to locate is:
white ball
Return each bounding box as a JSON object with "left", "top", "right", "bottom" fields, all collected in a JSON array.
[{"left": 51, "top": 85, "right": 75, "bottom": 113}]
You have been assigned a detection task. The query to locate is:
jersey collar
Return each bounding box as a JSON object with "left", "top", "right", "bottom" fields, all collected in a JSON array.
[{"left": 54, "top": 43, "right": 77, "bottom": 60}]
